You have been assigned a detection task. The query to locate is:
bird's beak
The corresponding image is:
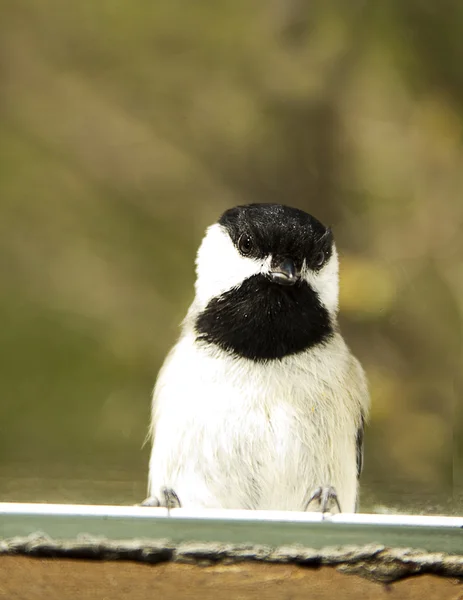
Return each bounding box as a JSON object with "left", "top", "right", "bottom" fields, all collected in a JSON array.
[{"left": 268, "top": 258, "right": 298, "bottom": 286}]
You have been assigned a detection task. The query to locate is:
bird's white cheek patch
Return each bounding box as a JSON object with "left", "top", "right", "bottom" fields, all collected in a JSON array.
[
  {"left": 194, "top": 224, "right": 264, "bottom": 308},
  {"left": 303, "top": 248, "right": 339, "bottom": 316}
]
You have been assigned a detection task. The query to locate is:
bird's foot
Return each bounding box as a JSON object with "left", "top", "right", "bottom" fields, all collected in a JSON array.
[
  {"left": 140, "top": 487, "right": 181, "bottom": 515},
  {"left": 305, "top": 485, "right": 341, "bottom": 518}
]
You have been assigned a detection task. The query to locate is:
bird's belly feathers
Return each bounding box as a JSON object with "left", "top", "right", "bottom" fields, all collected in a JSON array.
[{"left": 148, "top": 336, "right": 359, "bottom": 512}]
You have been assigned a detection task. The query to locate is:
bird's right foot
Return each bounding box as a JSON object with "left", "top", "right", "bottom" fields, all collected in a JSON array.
[{"left": 304, "top": 485, "right": 341, "bottom": 517}]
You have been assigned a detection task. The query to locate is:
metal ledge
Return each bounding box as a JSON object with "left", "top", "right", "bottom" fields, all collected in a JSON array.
[{"left": 0, "top": 503, "right": 462, "bottom": 555}]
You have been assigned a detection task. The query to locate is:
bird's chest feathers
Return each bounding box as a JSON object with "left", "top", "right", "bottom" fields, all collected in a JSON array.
[
  {"left": 157, "top": 336, "right": 352, "bottom": 463},
  {"left": 183, "top": 354, "right": 338, "bottom": 453}
]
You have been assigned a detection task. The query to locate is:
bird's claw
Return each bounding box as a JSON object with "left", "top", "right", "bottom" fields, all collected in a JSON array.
[
  {"left": 162, "top": 487, "right": 181, "bottom": 512},
  {"left": 305, "top": 485, "right": 341, "bottom": 517},
  {"left": 140, "top": 487, "right": 181, "bottom": 515}
]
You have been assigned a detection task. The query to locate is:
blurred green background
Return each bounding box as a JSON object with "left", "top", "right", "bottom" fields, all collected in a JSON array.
[{"left": 0, "top": 0, "right": 462, "bottom": 514}]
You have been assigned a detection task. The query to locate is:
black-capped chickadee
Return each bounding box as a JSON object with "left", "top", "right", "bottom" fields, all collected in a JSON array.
[{"left": 143, "top": 204, "right": 369, "bottom": 513}]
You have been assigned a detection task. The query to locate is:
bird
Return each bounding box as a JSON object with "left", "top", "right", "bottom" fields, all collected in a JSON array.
[{"left": 143, "top": 203, "right": 369, "bottom": 513}]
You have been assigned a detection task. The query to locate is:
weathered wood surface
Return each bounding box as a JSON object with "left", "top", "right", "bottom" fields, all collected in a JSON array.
[{"left": 0, "top": 557, "right": 461, "bottom": 600}]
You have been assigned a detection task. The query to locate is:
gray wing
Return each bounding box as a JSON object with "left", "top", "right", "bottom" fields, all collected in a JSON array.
[{"left": 356, "top": 414, "right": 365, "bottom": 478}]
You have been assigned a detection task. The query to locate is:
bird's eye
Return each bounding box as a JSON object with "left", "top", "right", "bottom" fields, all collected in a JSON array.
[
  {"left": 238, "top": 234, "right": 254, "bottom": 256},
  {"left": 315, "top": 250, "right": 326, "bottom": 268}
]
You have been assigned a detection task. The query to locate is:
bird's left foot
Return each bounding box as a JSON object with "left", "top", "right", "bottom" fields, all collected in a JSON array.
[
  {"left": 139, "top": 487, "right": 181, "bottom": 513},
  {"left": 305, "top": 485, "right": 341, "bottom": 517},
  {"left": 162, "top": 487, "right": 181, "bottom": 510}
]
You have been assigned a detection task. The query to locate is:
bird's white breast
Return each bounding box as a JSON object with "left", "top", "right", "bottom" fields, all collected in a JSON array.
[{"left": 148, "top": 330, "right": 366, "bottom": 512}]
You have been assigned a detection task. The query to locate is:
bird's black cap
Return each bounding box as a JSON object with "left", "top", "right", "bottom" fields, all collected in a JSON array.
[{"left": 219, "top": 204, "right": 333, "bottom": 271}]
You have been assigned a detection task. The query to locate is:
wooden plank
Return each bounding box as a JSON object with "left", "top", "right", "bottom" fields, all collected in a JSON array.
[{"left": 0, "top": 556, "right": 461, "bottom": 600}]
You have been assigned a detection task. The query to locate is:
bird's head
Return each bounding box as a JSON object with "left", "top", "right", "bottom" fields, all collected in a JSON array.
[{"left": 192, "top": 203, "right": 339, "bottom": 361}]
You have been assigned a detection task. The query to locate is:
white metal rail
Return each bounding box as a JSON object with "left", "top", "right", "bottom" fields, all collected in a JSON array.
[{"left": 0, "top": 503, "right": 462, "bottom": 554}]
